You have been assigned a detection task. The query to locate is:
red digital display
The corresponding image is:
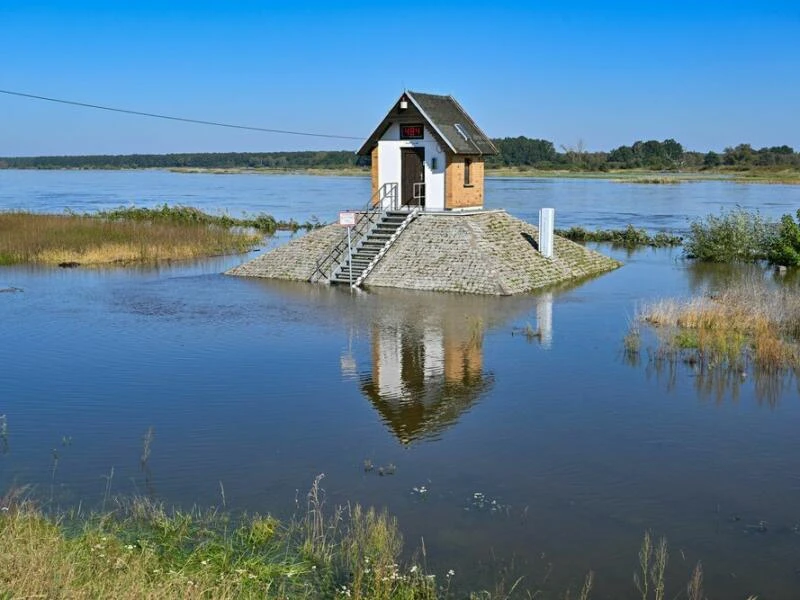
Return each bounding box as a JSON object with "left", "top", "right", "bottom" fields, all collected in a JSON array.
[{"left": 400, "top": 124, "right": 424, "bottom": 139}]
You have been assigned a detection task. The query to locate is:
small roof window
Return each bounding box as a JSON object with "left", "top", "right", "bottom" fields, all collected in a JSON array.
[{"left": 454, "top": 123, "right": 470, "bottom": 141}]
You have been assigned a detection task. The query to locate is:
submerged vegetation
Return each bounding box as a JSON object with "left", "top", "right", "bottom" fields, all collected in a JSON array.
[
  {"left": 562, "top": 208, "right": 800, "bottom": 258},
  {"left": 0, "top": 206, "right": 321, "bottom": 266},
  {"left": 0, "top": 478, "right": 749, "bottom": 600},
  {"left": 556, "top": 225, "right": 682, "bottom": 248},
  {"left": 633, "top": 277, "right": 800, "bottom": 396}
]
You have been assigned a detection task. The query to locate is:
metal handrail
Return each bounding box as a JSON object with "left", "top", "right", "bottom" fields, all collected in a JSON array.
[
  {"left": 311, "top": 182, "right": 398, "bottom": 282},
  {"left": 412, "top": 182, "right": 425, "bottom": 207}
]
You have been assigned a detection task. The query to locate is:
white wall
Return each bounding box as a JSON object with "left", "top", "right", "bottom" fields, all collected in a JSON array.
[
  {"left": 422, "top": 325, "right": 444, "bottom": 380},
  {"left": 377, "top": 123, "right": 446, "bottom": 211}
]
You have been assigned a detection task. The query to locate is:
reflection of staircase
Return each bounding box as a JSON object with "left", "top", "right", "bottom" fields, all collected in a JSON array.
[{"left": 331, "top": 210, "right": 417, "bottom": 286}]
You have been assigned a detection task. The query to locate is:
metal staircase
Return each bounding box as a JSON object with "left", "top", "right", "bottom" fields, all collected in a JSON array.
[
  {"left": 310, "top": 182, "right": 419, "bottom": 289},
  {"left": 331, "top": 210, "right": 417, "bottom": 286}
]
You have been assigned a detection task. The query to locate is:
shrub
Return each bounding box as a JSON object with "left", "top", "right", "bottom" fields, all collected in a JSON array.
[
  {"left": 684, "top": 207, "right": 773, "bottom": 262},
  {"left": 767, "top": 209, "right": 800, "bottom": 267}
]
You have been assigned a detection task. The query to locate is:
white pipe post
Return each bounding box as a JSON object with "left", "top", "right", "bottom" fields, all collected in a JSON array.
[{"left": 539, "top": 208, "right": 555, "bottom": 258}]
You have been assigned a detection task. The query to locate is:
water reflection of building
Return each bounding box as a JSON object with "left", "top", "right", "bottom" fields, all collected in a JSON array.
[
  {"left": 360, "top": 311, "right": 492, "bottom": 445},
  {"left": 318, "top": 286, "right": 561, "bottom": 445},
  {"left": 535, "top": 292, "right": 553, "bottom": 348}
]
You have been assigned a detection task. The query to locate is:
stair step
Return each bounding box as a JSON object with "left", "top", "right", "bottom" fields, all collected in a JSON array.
[{"left": 324, "top": 208, "right": 416, "bottom": 287}]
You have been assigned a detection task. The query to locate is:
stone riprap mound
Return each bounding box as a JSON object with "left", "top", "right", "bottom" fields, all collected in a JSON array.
[
  {"left": 226, "top": 224, "right": 344, "bottom": 281},
  {"left": 227, "top": 211, "right": 621, "bottom": 295}
]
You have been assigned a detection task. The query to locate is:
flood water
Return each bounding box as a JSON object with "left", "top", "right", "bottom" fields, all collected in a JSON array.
[{"left": 2, "top": 170, "right": 800, "bottom": 598}]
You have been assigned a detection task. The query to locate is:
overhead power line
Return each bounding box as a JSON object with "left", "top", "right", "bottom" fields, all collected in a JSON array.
[{"left": 0, "top": 88, "right": 364, "bottom": 141}]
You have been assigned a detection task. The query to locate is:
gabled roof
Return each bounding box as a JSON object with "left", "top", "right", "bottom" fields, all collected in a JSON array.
[{"left": 357, "top": 91, "right": 498, "bottom": 156}]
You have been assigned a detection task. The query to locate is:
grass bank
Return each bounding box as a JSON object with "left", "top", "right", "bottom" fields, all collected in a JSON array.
[
  {"left": 485, "top": 166, "right": 800, "bottom": 184},
  {"left": 169, "top": 166, "right": 370, "bottom": 177},
  {"left": 0, "top": 206, "right": 320, "bottom": 267},
  {"left": 0, "top": 478, "right": 442, "bottom": 600},
  {"left": 0, "top": 480, "right": 738, "bottom": 600}
]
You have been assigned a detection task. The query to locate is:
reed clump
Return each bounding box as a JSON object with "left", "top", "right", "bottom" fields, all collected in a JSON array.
[
  {"left": 640, "top": 277, "right": 800, "bottom": 373},
  {"left": 96, "top": 204, "right": 321, "bottom": 234},
  {"left": 0, "top": 210, "right": 263, "bottom": 266}
]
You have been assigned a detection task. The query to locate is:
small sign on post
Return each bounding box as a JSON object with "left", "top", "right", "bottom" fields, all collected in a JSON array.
[
  {"left": 338, "top": 211, "right": 356, "bottom": 227},
  {"left": 539, "top": 208, "right": 555, "bottom": 259},
  {"left": 338, "top": 211, "right": 357, "bottom": 287}
]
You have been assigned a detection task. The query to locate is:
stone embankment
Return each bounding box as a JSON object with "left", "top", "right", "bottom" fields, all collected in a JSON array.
[{"left": 226, "top": 210, "right": 621, "bottom": 295}]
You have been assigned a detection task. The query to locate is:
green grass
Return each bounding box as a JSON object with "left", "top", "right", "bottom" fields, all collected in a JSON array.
[
  {"left": 0, "top": 477, "right": 765, "bottom": 599},
  {"left": 0, "top": 478, "right": 441, "bottom": 600}
]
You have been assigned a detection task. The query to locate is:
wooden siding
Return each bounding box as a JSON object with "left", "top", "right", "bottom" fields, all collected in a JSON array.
[
  {"left": 370, "top": 146, "right": 379, "bottom": 202},
  {"left": 445, "top": 156, "right": 484, "bottom": 209},
  {"left": 443, "top": 337, "right": 483, "bottom": 384}
]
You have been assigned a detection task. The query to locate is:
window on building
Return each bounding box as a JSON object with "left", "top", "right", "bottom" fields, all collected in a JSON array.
[{"left": 464, "top": 158, "right": 472, "bottom": 186}]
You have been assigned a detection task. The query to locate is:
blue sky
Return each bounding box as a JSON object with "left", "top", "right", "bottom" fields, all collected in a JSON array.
[{"left": 2, "top": 0, "right": 798, "bottom": 155}]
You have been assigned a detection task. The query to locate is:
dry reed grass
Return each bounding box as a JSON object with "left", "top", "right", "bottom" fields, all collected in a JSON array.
[
  {"left": 0, "top": 212, "right": 261, "bottom": 266},
  {"left": 640, "top": 277, "right": 800, "bottom": 372}
]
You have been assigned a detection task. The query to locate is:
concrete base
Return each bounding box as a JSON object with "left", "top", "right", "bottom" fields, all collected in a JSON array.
[{"left": 226, "top": 210, "right": 621, "bottom": 295}]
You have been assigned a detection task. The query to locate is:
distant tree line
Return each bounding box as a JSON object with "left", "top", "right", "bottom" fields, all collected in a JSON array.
[
  {"left": 1, "top": 140, "right": 798, "bottom": 171},
  {"left": 486, "top": 137, "right": 800, "bottom": 171},
  {"left": 0, "top": 151, "right": 362, "bottom": 170}
]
